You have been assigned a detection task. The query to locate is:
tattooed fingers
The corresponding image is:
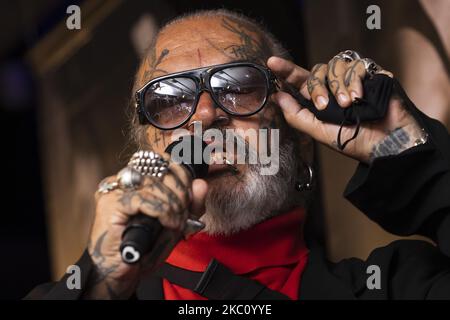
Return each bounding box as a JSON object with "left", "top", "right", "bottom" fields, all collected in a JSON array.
[
  {"left": 306, "top": 63, "right": 328, "bottom": 110},
  {"left": 326, "top": 57, "right": 352, "bottom": 107},
  {"left": 343, "top": 60, "right": 365, "bottom": 99},
  {"left": 304, "top": 57, "right": 371, "bottom": 110},
  {"left": 268, "top": 56, "right": 368, "bottom": 111}
]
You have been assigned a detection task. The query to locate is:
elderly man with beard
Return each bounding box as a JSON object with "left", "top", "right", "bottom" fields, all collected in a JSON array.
[{"left": 27, "top": 9, "right": 450, "bottom": 300}]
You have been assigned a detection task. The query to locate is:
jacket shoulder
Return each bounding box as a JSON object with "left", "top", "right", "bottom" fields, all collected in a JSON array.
[{"left": 302, "top": 240, "right": 450, "bottom": 299}]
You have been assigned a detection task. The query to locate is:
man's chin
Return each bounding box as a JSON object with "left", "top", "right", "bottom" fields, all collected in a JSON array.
[
  {"left": 204, "top": 174, "right": 242, "bottom": 199},
  {"left": 199, "top": 138, "right": 302, "bottom": 236}
]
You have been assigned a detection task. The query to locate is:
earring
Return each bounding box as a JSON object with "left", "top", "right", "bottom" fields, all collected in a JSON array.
[{"left": 295, "top": 164, "right": 314, "bottom": 192}]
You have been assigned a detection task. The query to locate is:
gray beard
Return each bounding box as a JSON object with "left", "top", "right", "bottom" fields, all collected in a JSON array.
[{"left": 200, "top": 138, "right": 300, "bottom": 236}]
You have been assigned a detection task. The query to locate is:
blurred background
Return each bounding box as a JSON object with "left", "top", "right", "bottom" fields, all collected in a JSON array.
[{"left": 0, "top": 0, "right": 449, "bottom": 299}]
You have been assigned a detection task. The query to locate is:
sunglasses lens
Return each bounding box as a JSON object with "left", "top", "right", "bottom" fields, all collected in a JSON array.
[
  {"left": 143, "top": 77, "right": 197, "bottom": 129},
  {"left": 210, "top": 66, "right": 267, "bottom": 115}
]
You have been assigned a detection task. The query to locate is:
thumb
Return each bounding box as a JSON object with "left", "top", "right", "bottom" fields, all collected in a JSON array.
[
  {"left": 189, "top": 178, "right": 208, "bottom": 218},
  {"left": 272, "top": 91, "right": 314, "bottom": 132},
  {"left": 272, "top": 91, "right": 337, "bottom": 146}
]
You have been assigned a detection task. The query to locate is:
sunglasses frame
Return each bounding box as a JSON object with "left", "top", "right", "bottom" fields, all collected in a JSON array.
[{"left": 135, "top": 61, "right": 278, "bottom": 130}]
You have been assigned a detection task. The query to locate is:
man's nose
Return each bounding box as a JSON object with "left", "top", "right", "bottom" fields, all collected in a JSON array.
[{"left": 189, "top": 92, "right": 230, "bottom": 129}]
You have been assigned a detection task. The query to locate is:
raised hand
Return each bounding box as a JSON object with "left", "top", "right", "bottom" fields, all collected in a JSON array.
[{"left": 268, "top": 55, "right": 426, "bottom": 163}]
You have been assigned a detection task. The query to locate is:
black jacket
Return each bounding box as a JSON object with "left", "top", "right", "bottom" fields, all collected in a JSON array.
[{"left": 25, "top": 85, "right": 450, "bottom": 300}]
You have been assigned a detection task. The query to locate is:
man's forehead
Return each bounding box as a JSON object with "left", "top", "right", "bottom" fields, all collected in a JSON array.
[
  {"left": 158, "top": 15, "right": 262, "bottom": 47},
  {"left": 155, "top": 37, "right": 237, "bottom": 71},
  {"left": 136, "top": 16, "right": 270, "bottom": 87}
]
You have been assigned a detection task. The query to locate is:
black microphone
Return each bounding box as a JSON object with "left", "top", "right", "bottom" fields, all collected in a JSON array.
[{"left": 120, "top": 135, "right": 209, "bottom": 264}]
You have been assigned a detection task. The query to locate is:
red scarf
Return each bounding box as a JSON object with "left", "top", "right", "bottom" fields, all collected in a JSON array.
[{"left": 163, "top": 207, "right": 309, "bottom": 300}]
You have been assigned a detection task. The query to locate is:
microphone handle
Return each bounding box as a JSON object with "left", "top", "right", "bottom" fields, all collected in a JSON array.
[{"left": 120, "top": 215, "right": 162, "bottom": 264}]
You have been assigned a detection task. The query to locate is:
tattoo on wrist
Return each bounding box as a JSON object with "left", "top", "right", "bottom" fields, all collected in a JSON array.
[
  {"left": 88, "top": 231, "right": 117, "bottom": 283},
  {"left": 86, "top": 231, "right": 122, "bottom": 299},
  {"left": 369, "top": 127, "right": 410, "bottom": 161}
]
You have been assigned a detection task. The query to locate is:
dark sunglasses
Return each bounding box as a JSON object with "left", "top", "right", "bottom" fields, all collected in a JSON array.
[{"left": 135, "top": 61, "right": 278, "bottom": 130}]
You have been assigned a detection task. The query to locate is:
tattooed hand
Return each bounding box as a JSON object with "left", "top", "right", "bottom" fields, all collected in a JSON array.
[
  {"left": 83, "top": 158, "right": 208, "bottom": 299},
  {"left": 268, "top": 56, "right": 426, "bottom": 163}
]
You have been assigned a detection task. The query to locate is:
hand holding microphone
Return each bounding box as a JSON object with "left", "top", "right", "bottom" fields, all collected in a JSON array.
[
  {"left": 120, "top": 136, "right": 209, "bottom": 265},
  {"left": 84, "top": 136, "right": 208, "bottom": 299}
]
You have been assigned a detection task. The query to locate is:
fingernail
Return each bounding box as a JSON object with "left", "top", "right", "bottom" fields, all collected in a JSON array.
[
  {"left": 350, "top": 91, "right": 359, "bottom": 101},
  {"left": 316, "top": 96, "right": 329, "bottom": 109},
  {"left": 338, "top": 93, "right": 350, "bottom": 105}
]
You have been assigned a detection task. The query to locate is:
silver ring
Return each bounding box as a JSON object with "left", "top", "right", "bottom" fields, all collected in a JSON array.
[
  {"left": 97, "top": 167, "right": 145, "bottom": 194},
  {"left": 98, "top": 180, "right": 119, "bottom": 194},
  {"left": 334, "top": 50, "right": 362, "bottom": 63},
  {"left": 117, "top": 166, "right": 145, "bottom": 190},
  {"left": 361, "top": 58, "right": 382, "bottom": 76},
  {"left": 98, "top": 150, "right": 169, "bottom": 194},
  {"left": 128, "top": 150, "right": 170, "bottom": 179}
]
